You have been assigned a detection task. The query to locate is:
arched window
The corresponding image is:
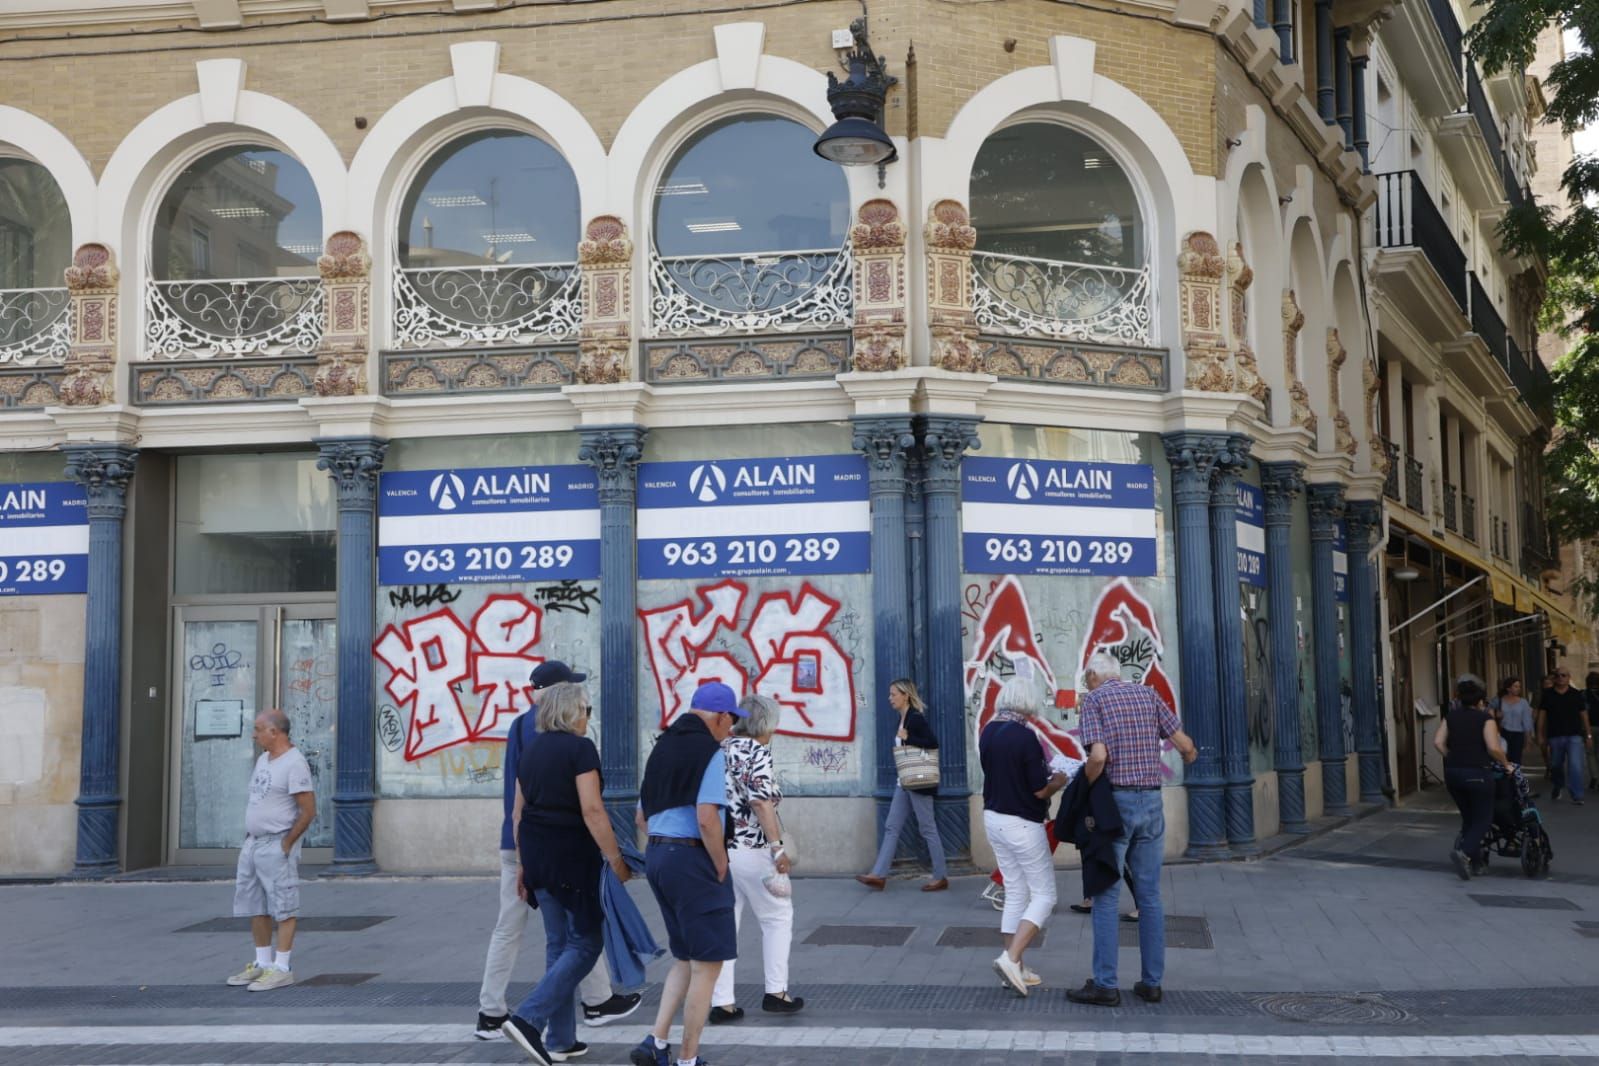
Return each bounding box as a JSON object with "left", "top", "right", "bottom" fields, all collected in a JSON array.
[
  {"left": 0, "top": 157, "right": 71, "bottom": 364},
  {"left": 146, "top": 145, "right": 323, "bottom": 358},
  {"left": 393, "top": 130, "right": 582, "bottom": 348},
  {"left": 650, "top": 114, "right": 851, "bottom": 335},
  {"left": 969, "top": 122, "right": 1152, "bottom": 346}
]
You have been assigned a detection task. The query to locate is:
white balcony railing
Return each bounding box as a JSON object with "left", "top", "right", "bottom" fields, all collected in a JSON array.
[
  {"left": 391, "top": 263, "right": 581, "bottom": 349},
  {"left": 0, "top": 287, "right": 70, "bottom": 365},
  {"left": 649, "top": 244, "right": 852, "bottom": 336},
  {"left": 144, "top": 274, "right": 324, "bottom": 359},
  {"left": 971, "top": 250, "right": 1154, "bottom": 347}
]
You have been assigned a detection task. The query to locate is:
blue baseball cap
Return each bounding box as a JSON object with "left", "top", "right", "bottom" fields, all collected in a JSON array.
[
  {"left": 530, "top": 660, "right": 587, "bottom": 690},
  {"left": 690, "top": 681, "right": 746, "bottom": 717}
]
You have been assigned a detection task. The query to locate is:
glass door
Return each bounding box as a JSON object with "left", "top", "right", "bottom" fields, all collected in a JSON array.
[{"left": 170, "top": 603, "right": 336, "bottom": 863}]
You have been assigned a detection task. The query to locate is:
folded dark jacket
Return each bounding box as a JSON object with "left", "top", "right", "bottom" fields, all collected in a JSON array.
[{"left": 1054, "top": 772, "right": 1124, "bottom": 897}]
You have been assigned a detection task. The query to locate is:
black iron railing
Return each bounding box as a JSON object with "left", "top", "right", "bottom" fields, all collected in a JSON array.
[
  {"left": 1465, "top": 65, "right": 1504, "bottom": 169},
  {"left": 1383, "top": 440, "right": 1401, "bottom": 501},
  {"left": 1426, "top": 0, "right": 1466, "bottom": 85},
  {"left": 1461, "top": 492, "right": 1477, "bottom": 542},
  {"left": 1503, "top": 153, "right": 1528, "bottom": 210},
  {"left": 1376, "top": 171, "right": 1469, "bottom": 313},
  {"left": 1522, "top": 502, "right": 1558, "bottom": 574},
  {"left": 1444, "top": 481, "right": 1459, "bottom": 532},
  {"left": 1501, "top": 518, "right": 1512, "bottom": 560},
  {"left": 1491, "top": 518, "right": 1502, "bottom": 557},
  {"left": 1405, "top": 456, "right": 1425, "bottom": 512},
  {"left": 1469, "top": 272, "right": 1509, "bottom": 365}
]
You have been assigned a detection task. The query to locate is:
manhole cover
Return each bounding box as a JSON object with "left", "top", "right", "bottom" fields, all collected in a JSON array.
[
  {"left": 176, "top": 915, "right": 393, "bottom": 933},
  {"left": 937, "top": 925, "right": 1046, "bottom": 949},
  {"left": 1256, "top": 992, "right": 1412, "bottom": 1025},
  {"left": 803, "top": 924, "right": 914, "bottom": 947},
  {"left": 1468, "top": 894, "right": 1580, "bottom": 911},
  {"left": 1118, "top": 915, "right": 1212, "bottom": 950}
]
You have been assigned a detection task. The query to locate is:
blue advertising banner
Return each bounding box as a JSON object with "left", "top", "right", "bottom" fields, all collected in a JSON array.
[
  {"left": 0, "top": 481, "right": 89, "bottom": 596},
  {"left": 636, "top": 454, "right": 870, "bottom": 578},
  {"left": 1334, "top": 522, "right": 1349, "bottom": 603},
  {"left": 1236, "top": 483, "right": 1266, "bottom": 588},
  {"left": 377, "top": 465, "right": 601, "bottom": 585},
  {"left": 961, "top": 457, "right": 1159, "bottom": 576}
]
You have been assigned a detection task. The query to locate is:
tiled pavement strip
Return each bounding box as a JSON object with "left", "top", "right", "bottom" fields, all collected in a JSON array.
[{"left": 5, "top": 790, "right": 1599, "bottom": 1064}]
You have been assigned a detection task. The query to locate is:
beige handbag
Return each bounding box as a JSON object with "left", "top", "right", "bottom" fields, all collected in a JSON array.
[{"left": 893, "top": 742, "right": 941, "bottom": 790}]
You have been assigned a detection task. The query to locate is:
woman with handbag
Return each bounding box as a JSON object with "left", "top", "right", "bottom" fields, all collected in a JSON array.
[
  {"left": 856, "top": 679, "right": 949, "bottom": 892},
  {"left": 707, "top": 694, "right": 805, "bottom": 1024}
]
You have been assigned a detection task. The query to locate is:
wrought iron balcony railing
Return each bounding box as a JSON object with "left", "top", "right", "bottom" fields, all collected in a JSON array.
[
  {"left": 1468, "top": 272, "right": 1509, "bottom": 366},
  {"left": 649, "top": 245, "right": 852, "bottom": 336},
  {"left": 391, "top": 263, "right": 581, "bottom": 349},
  {"left": 1464, "top": 65, "right": 1505, "bottom": 171},
  {"left": 1405, "top": 456, "right": 1425, "bottom": 512},
  {"left": 1425, "top": 0, "right": 1465, "bottom": 86},
  {"left": 1503, "top": 154, "right": 1529, "bottom": 211},
  {"left": 1490, "top": 517, "right": 1502, "bottom": 557},
  {"left": 970, "top": 251, "right": 1155, "bottom": 347},
  {"left": 1444, "top": 481, "right": 1459, "bottom": 532},
  {"left": 1383, "top": 440, "right": 1401, "bottom": 501},
  {"left": 1375, "top": 171, "right": 1468, "bottom": 313},
  {"left": 1461, "top": 491, "right": 1477, "bottom": 542},
  {"left": 1500, "top": 518, "right": 1512, "bottom": 561},
  {"left": 144, "top": 275, "right": 324, "bottom": 359},
  {"left": 0, "top": 287, "right": 70, "bottom": 365}
]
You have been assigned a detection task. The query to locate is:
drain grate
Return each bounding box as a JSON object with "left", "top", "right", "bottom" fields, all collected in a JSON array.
[
  {"left": 1468, "top": 894, "right": 1580, "bottom": 911},
  {"left": 1255, "top": 992, "right": 1413, "bottom": 1025},
  {"left": 176, "top": 915, "right": 394, "bottom": 933},
  {"left": 299, "top": 972, "right": 379, "bottom": 987},
  {"left": 803, "top": 924, "right": 914, "bottom": 947},
  {"left": 1118, "top": 914, "right": 1212, "bottom": 950},
  {"left": 937, "top": 925, "right": 1046, "bottom": 949}
]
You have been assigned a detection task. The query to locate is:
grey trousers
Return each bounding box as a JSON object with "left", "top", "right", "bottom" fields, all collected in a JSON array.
[
  {"left": 869, "top": 786, "right": 948, "bottom": 879},
  {"left": 479, "top": 849, "right": 612, "bottom": 1015}
]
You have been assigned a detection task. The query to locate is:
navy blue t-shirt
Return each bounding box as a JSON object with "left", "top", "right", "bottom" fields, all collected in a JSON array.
[{"left": 980, "top": 719, "right": 1051, "bottom": 822}]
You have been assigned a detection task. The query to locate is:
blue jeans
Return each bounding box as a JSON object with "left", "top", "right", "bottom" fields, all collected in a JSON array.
[
  {"left": 1549, "top": 736, "right": 1587, "bottom": 801},
  {"left": 869, "top": 786, "right": 948, "bottom": 879},
  {"left": 1090, "top": 789, "right": 1165, "bottom": 990},
  {"left": 514, "top": 889, "right": 604, "bottom": 1051}
]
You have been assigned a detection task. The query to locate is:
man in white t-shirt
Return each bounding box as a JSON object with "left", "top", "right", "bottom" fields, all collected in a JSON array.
[{"left": 225, "top": 708, "right": 316, "bottom": 992}]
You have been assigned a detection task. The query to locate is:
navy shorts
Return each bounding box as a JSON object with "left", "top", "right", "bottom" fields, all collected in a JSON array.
[{"left": 645, "top": 840, "right": 736, "bottom": 962}]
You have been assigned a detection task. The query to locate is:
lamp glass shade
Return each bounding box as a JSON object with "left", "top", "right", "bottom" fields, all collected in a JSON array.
[{"left": 814, "top": 117, "right": 896, "bottom": 166}]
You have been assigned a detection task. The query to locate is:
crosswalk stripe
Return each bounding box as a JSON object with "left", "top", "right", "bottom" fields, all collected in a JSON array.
[{"left": 3, "top": 1025, "right": 1599, "bottom": 1057}]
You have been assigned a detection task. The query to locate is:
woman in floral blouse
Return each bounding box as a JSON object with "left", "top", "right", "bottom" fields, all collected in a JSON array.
[{"left": 708, "top": 693, "right": 805, "bottom": 1024}]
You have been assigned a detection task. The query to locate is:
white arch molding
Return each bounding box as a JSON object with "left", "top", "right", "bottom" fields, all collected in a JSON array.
[{"left": 0, "top": 106, "right": 98, "bottom": 248}]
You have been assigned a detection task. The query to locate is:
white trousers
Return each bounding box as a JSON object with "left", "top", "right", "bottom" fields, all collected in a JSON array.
[
  {"left": 479, "top": 849, "right": 612, "bottom": 1015},
  {"left": 983, "top": 810, "right": 1057, "bottom": 935},
  {"left": 711, "top": 846, "right": 795, "bottom": 1005}
]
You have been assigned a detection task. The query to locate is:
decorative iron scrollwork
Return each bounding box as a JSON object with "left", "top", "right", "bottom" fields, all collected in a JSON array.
[
  {"left": 144, "top": 275, "right": 324, "bottom": 359},
  {"left": 391, "top": 264, "right": 581, "bottom": 348},
  {"left": 650, "top": 244, "right": 853, "bottom": 335},
  {"left": 0, "top": 288, "right": 71, "bottom": 365},
  {"left": 971, "top": 251, "right": 1153, "bottom": 346}
]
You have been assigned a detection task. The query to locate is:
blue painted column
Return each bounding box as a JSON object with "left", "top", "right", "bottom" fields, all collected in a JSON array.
[
  {"left": 1315, "top": 0, "right": 1335, "bottom": 122},
  {"left": 906, "top": 448, "right": 929, "bottom": 689},
  {"left": 1334, "top": 27, "right": 1354, "bottom": 147},
  {"left": 1253, "top": 0, "right": 1268, "bottom": 29},
  {"left": 1161, "top": 432, "right": 1228, "bottom": 859},
  {"left": 1307, "top": 481, "right": 1350, "bottom": 816},
  {"left": 316, "top": 437, "right": 387, "bottom": 875},
  {"left": 1274, "top": 0, "right": 1295, "bottom": 62},
  {"left": 62, "top": 444, "right": 137, "bottom": 877},
  {"left": 1261, "top": 461, "right": 1308, "bottom": 833},
  {"left": 578, "top": 425, "right": 646, "bottom": 839},
  {"left": 1345, "top": 498, "right": 1385, "bottom": 804},
  {"left": 919, "top": 414, "right": 981, "bottom": 861},
  {"left": 1209, "top": 436, "right": 1257, "bottom": 854},
  {"left": 1352, "top": 51, "right": 1371, "bottom": 170}
]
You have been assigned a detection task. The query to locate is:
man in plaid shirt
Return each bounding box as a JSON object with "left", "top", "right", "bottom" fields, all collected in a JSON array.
[{"left": 1066, "top": 652, "right": 1197, "bottom": 1007}]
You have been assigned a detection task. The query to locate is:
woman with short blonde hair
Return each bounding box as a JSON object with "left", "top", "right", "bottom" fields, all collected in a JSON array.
[{"left": 536, "top": 681, "right": 590, "bottom": 735}]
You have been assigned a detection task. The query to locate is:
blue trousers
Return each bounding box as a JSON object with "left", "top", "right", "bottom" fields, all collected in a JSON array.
[
  {"left": 1090, "top": 789, "right": 1165, "bottom": 990},
  {"left": 513, "top": 889, "right": 603, "bottom": 1052}
]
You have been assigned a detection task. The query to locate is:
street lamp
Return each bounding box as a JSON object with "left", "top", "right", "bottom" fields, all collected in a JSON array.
[{"left": 814, "top": 18, "right": 898, "bottom": 182}]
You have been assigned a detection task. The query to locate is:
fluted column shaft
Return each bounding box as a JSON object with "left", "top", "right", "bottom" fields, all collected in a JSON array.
[
  {"left": 1210, "top": 436, "right": 1257, "bottom": 853},
  {"left": 1262, "top": 461, "right": 1309, "bottom": 832},
  {"left": 1308, "top": 481, "right": 1350, "bottom": 816},
  {"left": 1346, "top": 499, "right": 1385, "bottom": 804}
]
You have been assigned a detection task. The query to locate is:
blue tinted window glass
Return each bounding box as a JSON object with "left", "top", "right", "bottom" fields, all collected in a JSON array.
[
  {"left": 0, "top": 159, "right": 70, "bottom": 290},
  {"left": 153, "top": 146, "right": 322, "bottom": 280}
]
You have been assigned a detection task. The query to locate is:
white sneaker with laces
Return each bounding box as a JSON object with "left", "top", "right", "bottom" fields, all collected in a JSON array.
[
  {"left": 247, "top": 967, "right": 295, "bottom": 992},
  {"left": 992, "top": 952, "right": 1029, "bottom": 997},
  {"left": 1022, "top": 966, "right": 1042, "bottom": 987},
  {"left": 226, "top": 963, "right": 265, "bottom": 987}
]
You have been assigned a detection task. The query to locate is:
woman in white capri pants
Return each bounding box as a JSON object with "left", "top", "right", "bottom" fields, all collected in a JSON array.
[
  {"left": 708, "top": 694, "right": 805, "bottom": 1023},
  {"left": 980, "top": 676, "right": 1068, "bottom": 996}
]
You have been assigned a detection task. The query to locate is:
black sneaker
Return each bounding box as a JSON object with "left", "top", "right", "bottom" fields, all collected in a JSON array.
[
  {"left": 582, "top": 992, "right": 642, "bottom": 1027},
  {"left": 503, "top": 1015, "right": 552, "bottom": 1065},
  {"left": 1066, "top": 979, "right": 1121, "bottom": 1007},
  {"left": 549, "top": 1042, "right": 588, "bottom": 1062},
  {"left": 762, "top": 992, "right": 805, "bottom": 1013},
  {"left": 474, "top": 1012, "right": 508, "bottom": 1040},
  {"left": 708, "top": 1004, "right": 745, "bottom": 1024},
  {"left": 630, "top": 1036, "right": 671, "bottom": 1066},
  {"left": 1133, "top": 981, "right": 1163, "bottom": 1004}
]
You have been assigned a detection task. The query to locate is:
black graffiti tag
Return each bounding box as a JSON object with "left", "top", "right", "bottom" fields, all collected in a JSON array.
[
  {"left": 378, "top": 704, "right": 405, "bottom": 753},
  {"left": 387, "top": 584, "right": 462, "bottom": 609},
  {"left": 531, "top": 580, "right": 601, "bottom": 615}
]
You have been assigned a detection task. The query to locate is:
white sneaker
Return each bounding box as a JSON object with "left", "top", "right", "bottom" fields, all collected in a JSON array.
[
  {"left": 1022, "top": 965, "right": 1042, "bottom": 987},
  {"left": 993, "top": 952, "right": 1029, "bottom": 997},
  {"left": 247, "top": 967, "right": 295, "bottom": 992},
  {"left": 226, "top": 962, "right": 265, "bottom": 987}
]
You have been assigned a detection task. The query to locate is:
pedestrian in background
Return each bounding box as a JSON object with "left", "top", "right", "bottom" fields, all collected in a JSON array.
[
  {"left": 1536, "top": 668, "right": 1593, "bottom": 804},
  {"left": 502, "top": 681, "right": 632, "bottom": 1065},
  {"left": 708, "top": 693, "right": 804, "bottom": 1023},
  {"left": 225, "top": 709, "right": 315, "bottom": 993},
  {"left": 1068, "top": 653, "right": 1198, "bottom": 1007},
  {"left": 1434, "top": 676, "right": 1513, "bottom": 879},
  {"left": 1584, "top": 671, "right": 1599, "bottom": 792},
  {"left": 477, "top": 661, "right": 640, "bottom": 1041},
  {"left": 980, "top": 676, "right": 1067, "bottom": 996},
  {"left": 856, "top": 679, "right": 949, "bottom": 892},
  {"left": 631, "top": 682, "right": 742, "bottom": 1066},
  {"left": 1495, "top": 677, "right": 1533, "bottom": 766}
]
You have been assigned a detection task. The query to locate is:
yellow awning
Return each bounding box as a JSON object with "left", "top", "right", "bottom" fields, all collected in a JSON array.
[{"left": 1489, "top": 570, "right": 1515, "bottom": 607}]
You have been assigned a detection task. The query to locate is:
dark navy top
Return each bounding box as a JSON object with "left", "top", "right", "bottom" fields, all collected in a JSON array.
[{"left": 979, "top": 719, "right": 1051, "bottom": 822}]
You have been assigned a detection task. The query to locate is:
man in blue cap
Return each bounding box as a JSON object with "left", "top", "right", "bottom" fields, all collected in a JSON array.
[
  {"left": 630, "top": 681, "right": 743, "bottom": 1066},
  {"left": 475, "top": 660, "right": 641, "bottom": 1040}
]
